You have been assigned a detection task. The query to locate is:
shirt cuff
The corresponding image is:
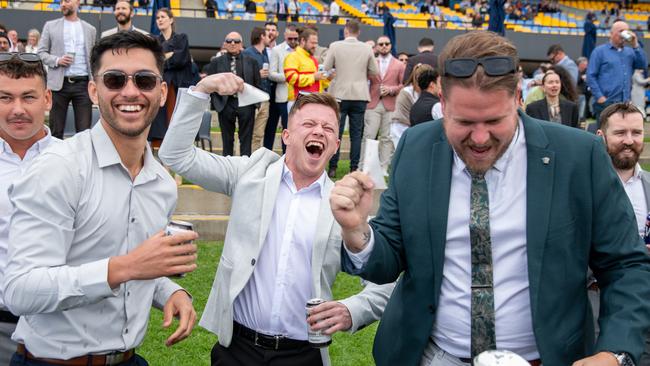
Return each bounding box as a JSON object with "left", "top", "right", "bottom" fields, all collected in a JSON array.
[
  {"left": 188, "top": 86, "right": 210, "bottom": 100},
  {"left": 343, "top": 230, "right": 375, "bottom": 269},
  {"left": 79, "top": 258, "right": 118, "bottom": 298}
]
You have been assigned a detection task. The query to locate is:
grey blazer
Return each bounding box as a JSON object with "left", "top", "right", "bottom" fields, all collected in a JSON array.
[
  {"left": 323, "top": 37, "right": 378, "bottom": 102},
  {"left": 641, "top": 170, "right": 650, "bottom": 210},
  {"left": 159, "top": 90, "right": 395, "bottom": 365},
  {"left": 37, "top": 17, "right": 96, "bottom": 91},
  {"left": 269, "top": 41, "right": 293, "bottom": 103}
]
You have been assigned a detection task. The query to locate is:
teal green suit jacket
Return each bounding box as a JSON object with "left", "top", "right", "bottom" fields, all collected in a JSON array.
[{"left": 343, "top": 112, "right": 650, "bottom": 365}]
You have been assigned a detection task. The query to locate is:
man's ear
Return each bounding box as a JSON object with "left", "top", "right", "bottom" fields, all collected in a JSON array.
[{"left": 87, "top": 81, "right": 99, "bottom": 105}]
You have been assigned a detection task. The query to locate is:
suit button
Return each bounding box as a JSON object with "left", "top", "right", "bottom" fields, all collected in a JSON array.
[{"left": 251, "top": 259, "right": 256, "bottom": 265}]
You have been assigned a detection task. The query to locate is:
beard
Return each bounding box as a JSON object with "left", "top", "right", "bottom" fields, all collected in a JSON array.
[
  {"left": 608, "top": 142, "right": 642, "bottom": 170},
  {"left": 116, "top": 14, "right": 131, "bottom": 25},
  {"left": 62, "top": 7, "right": 75, "bottom": 16},
  {"left": 97, "top": 96, "right": 160, "bottom": 138}
]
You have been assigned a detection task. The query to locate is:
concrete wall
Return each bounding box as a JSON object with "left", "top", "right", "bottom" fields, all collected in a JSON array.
[{"left": 0, "top": 8, "right": 641, "bottom": 63}]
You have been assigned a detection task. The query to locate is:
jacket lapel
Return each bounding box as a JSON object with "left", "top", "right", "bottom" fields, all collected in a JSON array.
[
  {"left": 522, "top": 112, "right": 555, "bottom": 317},
  {"left": 311, "top": 178, "right": 335, "bottom": 297},
  {"left": 641, "top": 170, "right": 650, "bottom": 210},
  {"left": 257, "top": 157, "right": 284, "bottom": 248},
  {"left": 540, "top": 98, "right": 550, "bottom": 121}
]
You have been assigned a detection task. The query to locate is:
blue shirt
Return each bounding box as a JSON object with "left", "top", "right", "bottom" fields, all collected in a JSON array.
[
  {"left": 243, "top": 46, "right": 273, "bottom": 93},
  {"left": 586, "top": 42, "right": 647, "bottom": 102}
]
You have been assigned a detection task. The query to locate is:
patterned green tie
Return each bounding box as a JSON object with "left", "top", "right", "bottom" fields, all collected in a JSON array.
[{"left": 470, "top": 172, "right": 496, "bottom": 358}]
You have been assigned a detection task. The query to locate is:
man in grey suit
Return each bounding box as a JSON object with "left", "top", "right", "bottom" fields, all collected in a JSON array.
[
  {"left": 265, "top": 23, "right": 299, "bottom": 152},
  {"left": 160, "top": 74, "right": 393, "bottom": 366},
  {"left": 37, "top": 0, "right": 96, "bottom": 139},
  {"left": 100, "top": 0, "right": 148, "bottom": 38},
  {"left": 324, "top": 20, "right": 378, "bottom": 178},
  {"left": 597, "top": 101, "right": 650, "bottom": 366}
]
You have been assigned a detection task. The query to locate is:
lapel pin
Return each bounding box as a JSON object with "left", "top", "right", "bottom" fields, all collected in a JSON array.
[{"left": 542, "top": 157, "right": 550, "bottom": 165}]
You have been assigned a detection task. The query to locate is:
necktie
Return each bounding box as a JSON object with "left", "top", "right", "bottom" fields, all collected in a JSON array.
[
  {"left": 469, "top": 172, "right": 496, "bottom": 358},
  {"left": 230, "top": 56, "right": 237, "bottom": 75}
]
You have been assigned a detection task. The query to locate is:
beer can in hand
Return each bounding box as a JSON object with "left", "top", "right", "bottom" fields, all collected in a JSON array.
[
  {"left": 306, "top": 298, "right": 332, "bottom": 348},
  {"left": 165, "top": 220, "right": 194, "bottom": 277}
]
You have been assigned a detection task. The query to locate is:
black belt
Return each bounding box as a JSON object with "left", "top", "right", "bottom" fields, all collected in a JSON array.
[
  {"left": 0, "top": 310, "right": 19, "bottom": 324},
  {"left": 233, "top": 322, "right": 309, "bottom": 351},
  {"left": 65, "top": 76, "right": 89, "bottom": 83}
]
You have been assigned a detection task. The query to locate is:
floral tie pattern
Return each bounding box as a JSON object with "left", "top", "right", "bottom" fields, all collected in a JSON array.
[{"left": 470, "top": 173, "right": 496, "bottom": 358}]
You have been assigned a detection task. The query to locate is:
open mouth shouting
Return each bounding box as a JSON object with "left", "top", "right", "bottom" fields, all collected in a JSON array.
[{"left": 305, "top": 140, "right": 325, "bottom": 159}]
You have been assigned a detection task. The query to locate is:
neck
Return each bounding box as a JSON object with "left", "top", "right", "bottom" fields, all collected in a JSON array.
[
  {"left": 118, "top": 21, "right": 132, "bottom": 31},
  {"left": 2, "top": 128, "right": 47, "bottom": 160},
  {"left": 253, "top": 43, "right": 265, "bottom": 52},
  {"left": 101, "top": 121, "right": 147, "bottom": 180},
  {"left": 269, "top": 40, "right": 276, "bottom": 48},
  {"left": 546, "top": 95, "right": 559, "bottom": 104},
  {"left": 65, "top": 12, "right": 79, "bottom": 21},
  {"left": 617, "top": 166, "right": 636, "bottom": 182},
  {"left": 162, "top": 28, "right": 172, "bottom": 39}
]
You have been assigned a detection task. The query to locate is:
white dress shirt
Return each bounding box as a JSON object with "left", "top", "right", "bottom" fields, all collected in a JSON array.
[
  {"left": 4, "top": 122, "right": 183, "bottom": 358},
  {"left": 620, "top": 164, "right": 648, "bottom": 237},
  {"left": 0, "top": 128, "right": 58, "bottom": 311},
  {"left": 348, "top": 120, "right": 539, "bottom": 360},
  {"left": 233, "top": 166, "right": 326, "bottom": 340},
  {"left": 63, "top": 19, "right": 88, "bottom": 76},
  {"left": 378, "top": 55, "right": 391, "bottom": 79}
]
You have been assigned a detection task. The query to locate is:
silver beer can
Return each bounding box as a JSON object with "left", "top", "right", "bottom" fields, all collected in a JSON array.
[
  {"left": 305, "top": 298, "right": 332, "bottom": 348},
  {"left": 165, "top": 220, "right": 194, "bottom": 277}
]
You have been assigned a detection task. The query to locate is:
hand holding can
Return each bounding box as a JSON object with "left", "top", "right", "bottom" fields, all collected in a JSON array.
[{"left": 166, "top": 220, "right": 196, "bottom": 277}]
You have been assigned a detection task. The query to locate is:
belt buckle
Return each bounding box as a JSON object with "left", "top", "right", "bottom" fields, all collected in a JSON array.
[
  {"left": 66, "top": 77, "right": 75, "bottom": 84},
  {"left": 274, "top": 335, "right": 281, "bottom": 350},
  {"left": 105, "top": 353, "right": 125, "bottom": 366},
  {"left": 253, "top": 332, "right": 262, "bottom": 348}
]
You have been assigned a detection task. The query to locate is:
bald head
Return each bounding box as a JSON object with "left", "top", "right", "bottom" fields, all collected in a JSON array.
[
  {"left": 610, "top": 20, "right": 630, "bottom": 48},
  {"left": 223, "top": 32, "right": 243, "bottom": 56}
]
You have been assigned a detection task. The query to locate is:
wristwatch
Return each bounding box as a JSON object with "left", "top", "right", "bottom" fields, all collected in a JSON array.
[{"left": 610, "top": 352, "right": 635, "bottom": 366}]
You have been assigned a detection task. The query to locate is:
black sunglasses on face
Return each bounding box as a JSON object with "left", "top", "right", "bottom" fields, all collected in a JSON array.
[
  {"left": 443, "top": 56, "right": 516, "bottom": 78},
  {"left": 97, "top": 70, "right": 162, "bottom": 91},
  {"left": 377, "top": 42, "right": 391, "bottom": 46},
  {"left": 225, "top": 39, "right": 242, "bottom": 44},
  {"left": 286, "top": 37, "right": 298, "bottom": 41},
  {"left": 0, "top": 52, "right": 42, "bottom": 64}
]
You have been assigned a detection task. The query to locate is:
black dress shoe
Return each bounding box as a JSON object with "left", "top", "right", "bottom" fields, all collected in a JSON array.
[{"left": 328, "top": 167, "right": 337, "bottom": 178}]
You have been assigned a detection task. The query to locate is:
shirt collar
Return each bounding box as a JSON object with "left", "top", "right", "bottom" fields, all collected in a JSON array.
[
  {"left": 0, "top": 126, "right": 54, "bottom": 156},
  {"left": 452, "top": 117, "right": 525, "bottom": 176},
  {"left": 281, "top": 161, "right": 327, "bottom": 196},
  {"left": 624, "top": 163, "right": 643, "bottom": 183}
]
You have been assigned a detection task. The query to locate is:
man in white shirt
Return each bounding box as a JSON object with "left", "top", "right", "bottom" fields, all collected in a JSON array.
[
  {"left": 331, "top": 31, "right": 650, "bottom": 366},
  {"left": 101, "top": 0, "right": 149, "bottom": 38},
  {"left": 159, "top": 80, "right": 394, "bottom": 366},
  {"left": 0, "top": 53, "right": 59, "bottom": 366},
  {"left": 4, "top": 31, "right": 198, "bottom": 366},
  {"left": 329, "top": 0, "right": 340, "bottom": 23},
  {"left": 597, "top": 102, "right": 650, "bottom": 366}
]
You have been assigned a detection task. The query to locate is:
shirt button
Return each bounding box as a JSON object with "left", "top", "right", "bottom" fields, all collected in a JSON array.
[
  {"left": 127, "top": 291, "right": 131, "bottom": 297},
  {"left": 124, "top": 328, "right": 129, "bottom": 334},
  {"left": 251, "top": 259, "right": 256, "bottom": 265},
  {"left": 130, "top": 217, "right": 136, "bottom": 223}
]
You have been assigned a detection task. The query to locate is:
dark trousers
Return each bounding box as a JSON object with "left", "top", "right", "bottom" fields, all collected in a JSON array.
[
  {"left": 10, "top": 353, "right": 149, "bottom": 366},
  {"left": 263, "top": 101, "right": 288, "bottom": 152},
  {"left": 211, "top": 336, "right": 323, "bottom": 366},
  {"left": 593, "top": 100, "right": 615, "bottom": 128},
  {"left": 219, "top": 97, "right": 256, "bottom": 156},
  {"left": 50, "top": 79, "right": 92, "bottom": 139},
  {"left": 329, "top": 100, "right": 367, "bottom": 171}
]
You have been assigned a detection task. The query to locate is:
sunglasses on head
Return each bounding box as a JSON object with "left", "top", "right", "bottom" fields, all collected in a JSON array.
[
  {"left": 225, "top": 38, "right": 242, "bottom": 44},
  {"left": 97, "top": 70, "right": 162, "bottom": 91},
  {"left": 377, "top": 42, "right": 391, "bottom": 46},
  {"left": 443, "top": 56, "right": 516, "bottom": 78},
  {"left": 0, "top": 52, "right": 43, "bottom": 64}
]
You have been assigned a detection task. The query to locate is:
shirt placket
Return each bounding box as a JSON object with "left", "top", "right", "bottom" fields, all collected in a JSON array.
[
  {"left": 269, "top": 192, "right": 301, "bottom": 332},
  {"left": 121, "top": 183, "right": 138, "bottom": 346}
]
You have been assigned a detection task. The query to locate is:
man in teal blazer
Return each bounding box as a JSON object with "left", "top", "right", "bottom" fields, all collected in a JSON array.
[{"left": 331, "top": 31, "right": 650, "bottom": 366}]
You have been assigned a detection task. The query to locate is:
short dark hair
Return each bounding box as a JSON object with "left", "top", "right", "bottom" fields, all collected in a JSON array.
[
  {"left": 285, "top": 23, "right": 298, "bottom": 32},
  {"left": 0, "top": 55, "right": 47, "bottom": 86},
  {"left": 250, "top": 27, "right": 265, "bottom": 46},
  {"left": 397, "top": 52, "right": 409, "bottom": 58},
  {"left": 417, "top": 68, "right": 439, "bottom": 90},
  {"left": 345, "top": 20, "right": 360, "bottom": 35},
  {"left": 0, "top": 24, "right": 6, "bottom": 33},
  {"left": 156, "top": 8, "right": 175, "bottom": 32},
  {"left": 114, "top": 0, "right": 134, "bottom": 11},
  {"left": 599, "top": 102, "right": 644, "bottom": 131},
  {"left": 91, "top": 31, "right": 164, "bottom": 76},
  {"left": 418, "top": 37, "right": 434, "bottom": 47},
  {"left": 289, "top": 92, "right": 340, "bottom": 127},
  {"left": 264, "top": 21, "right": 277, "bottom": 28},
  {"left": 546, "top": 44, "right": 564, "bottom": 56},
  {"left": 0, "top": 32, "right": 8, "bottom": 44}
]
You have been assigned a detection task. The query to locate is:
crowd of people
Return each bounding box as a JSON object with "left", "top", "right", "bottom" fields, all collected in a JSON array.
[{"left": 2, "top": 1, "right": 650, "bottom": 366}]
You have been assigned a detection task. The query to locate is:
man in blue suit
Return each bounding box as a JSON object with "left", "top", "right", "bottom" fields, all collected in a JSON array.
[{"left": 328, "top": 31, "right": 650, "bottom": 366}]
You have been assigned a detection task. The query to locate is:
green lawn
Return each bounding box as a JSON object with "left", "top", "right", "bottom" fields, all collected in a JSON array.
[{"left": 137, "top": 241, "right": 376, "bottom": 365}]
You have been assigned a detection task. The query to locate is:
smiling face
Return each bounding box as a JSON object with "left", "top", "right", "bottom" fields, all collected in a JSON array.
[
  {"left": 441, "top": 85, "right": 519, "bottom": 175},
  {"left": 283, "top": 103, "right": 340, "bottom": 183},
  {"left": 60, "top": 0, "right": 79, "bottom": 17},
  {"left": 600, "top": 111, "right": 644, "bottom": 170},
  {"left": 114, "top": 1, "right": 133, "bottom": 25},
  {"left": 88, "top": 48, "right": 167, "bottom": 139},
  {"left": 0, "top": 74, "right": 50, "bottom": 147},
  {"left": 301, "top": 34, "right": 318, "bottom": 55},
  {"left": 285, "top": 29, "right": 299, "bottom": 49},
  {"left": 542, "top": 72, "right": 561, "bottom": 98}
]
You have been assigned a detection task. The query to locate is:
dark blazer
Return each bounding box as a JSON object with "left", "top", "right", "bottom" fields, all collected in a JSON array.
[
  {"left": 525, "top": 98, "right": 580, "bottom": 128},
  {"left": 409, "top": 91, "right": 439, "bottom": 126},
  {"left": 276, "top": 1, "right": 289, "bottom": 20},
  {"left": 402, "top": 50, "right": 437, "bottom": 84},
  {"left": 157, "top": 33, "right": 194, "bottom": 90},
  {"left": 203, "top": 52, "right": 261, "bottom": 112},
  {"left": 342, "top": 112, "right": 650, "bottom": 365}
]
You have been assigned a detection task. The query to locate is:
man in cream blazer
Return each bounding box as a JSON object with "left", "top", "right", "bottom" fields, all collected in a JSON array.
[
  {"left": 323, "top": 20, "right": 378, "bottom": 177},
  {"left": 160, "top": 74, "right": 394, "bottom": 366}
]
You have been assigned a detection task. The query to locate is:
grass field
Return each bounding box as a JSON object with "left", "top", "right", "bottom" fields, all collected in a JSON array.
[{"left": 137, "top": 241, "right": 377, "bottom": 366}]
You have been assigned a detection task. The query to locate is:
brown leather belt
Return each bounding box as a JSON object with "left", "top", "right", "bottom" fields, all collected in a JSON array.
[{"left": 16, "top": 344, "right": 135, "bottom": 366}]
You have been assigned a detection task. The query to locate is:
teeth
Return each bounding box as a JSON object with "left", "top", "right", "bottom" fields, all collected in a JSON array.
[
  {"left": 306, "top": 141, "right": 324, "bottom": 149},
  {"left": 118, "top": 105, "right": 142, "bottom": 112}
]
